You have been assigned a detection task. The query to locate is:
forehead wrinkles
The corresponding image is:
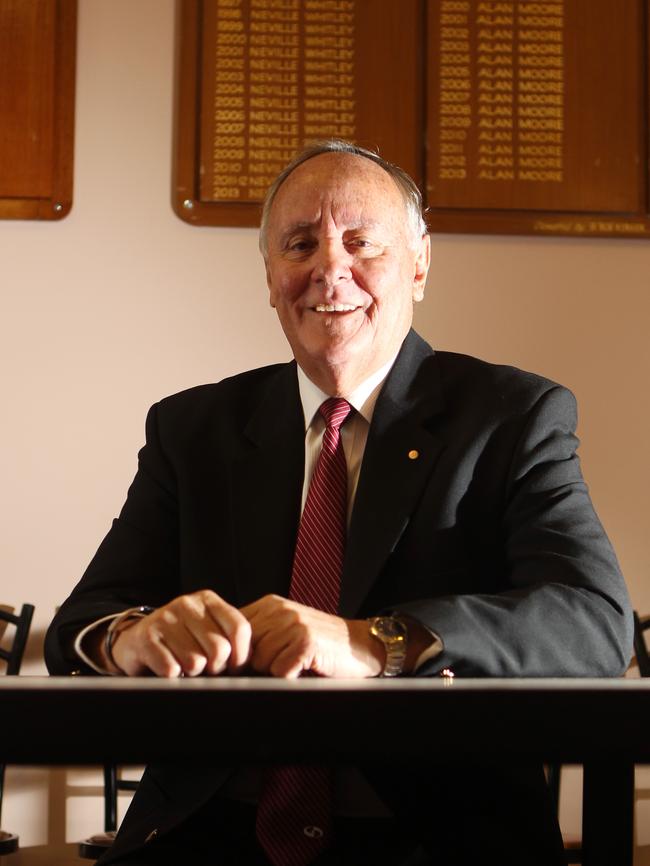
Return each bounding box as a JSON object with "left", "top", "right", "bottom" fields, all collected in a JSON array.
[
  {"left": 289, "top": 202, "right": 383, "bottom": 236},
  {"left": 270, "top": 154, "right": 405, "bottom": 235}
]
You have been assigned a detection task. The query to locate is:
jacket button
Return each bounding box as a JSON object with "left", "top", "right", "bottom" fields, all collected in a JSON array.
[{"left": 144, "top": 829, "right": 158, "bottom": 843}]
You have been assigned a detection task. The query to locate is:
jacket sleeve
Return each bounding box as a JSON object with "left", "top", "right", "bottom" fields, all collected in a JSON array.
[{"left": 394, "top": 385, "right": 634, "bottom": 678}]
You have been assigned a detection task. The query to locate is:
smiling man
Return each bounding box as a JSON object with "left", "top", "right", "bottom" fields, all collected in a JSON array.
[
  {"left": 263, "top": 149, "right": 429, "bottom": 398},
  {"left": 46, "top": 140, "right": 632, "bottom": 866}
]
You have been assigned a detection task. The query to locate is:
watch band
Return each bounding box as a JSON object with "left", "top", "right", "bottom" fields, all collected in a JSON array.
[{"left": 104, "top": 606, "right": 154, "bottom": 672}]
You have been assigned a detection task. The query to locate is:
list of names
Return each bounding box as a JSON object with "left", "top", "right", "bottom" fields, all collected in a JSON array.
[
  {"left": 438, "top": 0, "right": 565, "bottom": 185},
  {"left": 212, "top": 0, "right": 356, "bottom": 203}
]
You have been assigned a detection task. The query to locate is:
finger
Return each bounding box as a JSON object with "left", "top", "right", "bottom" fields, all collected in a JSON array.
[
  {"left": 203, "top": 595, "right": 252, "bottom": 672},
  {"left": 162, "top": 591, "right": 245, "bottom": 675},
  {"left": 242, "top": 595, "right": 298, "bottom": 645},
  {"left": 144, "top": 612, "right": 207, "bottom": 677},
  {"left": 168, "top": 599, "right": 233, "bottom": 675},
  {"left": 241, "top": 594, "right": 288, "bottom": 626},
  {"left": 183, "top": 620, "right": 233, "bottom": 676},
  {"left": 268, "top": 643, "right": 310, "bottom": 679},
  {"left": 151, "top": 603, "right": 214, "bottom": 676},
  {"left": 250, "top": 624, "right": 313, "bottom": 678},
  {"left": 140, "top": 631, "right": 186, "bottom": 678},
  {"left": 117, "top": 620, "right": 186, "bottom": 678}
]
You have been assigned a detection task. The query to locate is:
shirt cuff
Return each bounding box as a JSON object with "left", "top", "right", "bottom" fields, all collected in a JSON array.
[
  {"left": 74, "top": 613, "right": 125, "bottom": 676},
  {"left": 413, "top": 633, "right": 443, "bottom": 671}
]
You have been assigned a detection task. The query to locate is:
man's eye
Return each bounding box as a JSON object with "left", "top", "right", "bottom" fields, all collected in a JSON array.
[{"left": 288, "top": 240, "right": 312, "bottom": 252}]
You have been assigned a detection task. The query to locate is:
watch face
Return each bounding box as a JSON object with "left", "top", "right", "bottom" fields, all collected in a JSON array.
[{"left": 374, "top": 617, "right": 407, "bottom": 641}]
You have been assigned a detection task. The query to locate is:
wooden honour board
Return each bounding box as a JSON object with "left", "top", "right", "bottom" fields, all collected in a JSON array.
[
  {"left": 174, "top": 0, "right": 423, "bottom": 227},
  {"left": 174, "top": 0, "right": 650, "bottom": 238},
  {"left": 0, "top": 0, "right": 77, "bottom": 221},
  {"left": 426, "top": 0, "right": 650, "bottom": 237}
]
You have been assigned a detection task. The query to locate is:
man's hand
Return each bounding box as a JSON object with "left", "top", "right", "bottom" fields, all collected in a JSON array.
[
  {"left": 241, "top": 594, "right": 384, "bottom": 679},
  {"left": 110, "top": 590, "right": 252, "bottom": 677}
]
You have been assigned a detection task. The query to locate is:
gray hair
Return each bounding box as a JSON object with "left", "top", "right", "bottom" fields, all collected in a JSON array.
[{"left": 258, "top": 139, "right": 428, "bottom": 257}]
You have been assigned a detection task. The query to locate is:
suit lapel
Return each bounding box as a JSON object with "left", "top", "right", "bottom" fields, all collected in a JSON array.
[
  {"left": 229, "top": 363, "right": 305, "bottom": 606},
  {"left": 339, "top": 331, "right": 447, "bottom": 617}
]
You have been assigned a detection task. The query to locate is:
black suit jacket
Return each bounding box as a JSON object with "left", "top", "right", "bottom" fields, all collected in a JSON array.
[{"left": 45, "top": 330, "right": 632, "bottom": 864}]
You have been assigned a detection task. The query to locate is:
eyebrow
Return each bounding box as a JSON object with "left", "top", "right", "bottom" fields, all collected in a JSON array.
[
  {"left": 282, "top": 220, "right": 315, "bottom": 235},
  {"left": 278, "top": 218, "right": 383, "bottom": 245},
  {"left": 277, "top": 223, "right": 314, "bottom": 250}
]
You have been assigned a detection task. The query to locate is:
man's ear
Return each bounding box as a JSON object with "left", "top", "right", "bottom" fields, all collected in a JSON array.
[
  {"left": 266, "top": 262, "right": 277, "bottom": 308},
  {"left": 412, "top": 233, "right": 430, "bottom": 303}
]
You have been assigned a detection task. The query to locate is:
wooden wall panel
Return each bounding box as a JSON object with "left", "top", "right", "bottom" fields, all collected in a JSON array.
[
  {"left": 0, "top": 0, "right": 77, "bottom": 221},
  {"left": 174, "top": 0, "right": 650, "bottom": 238},
  {"left": 173, "top": 0, "right": 423, "bottom": 227},
  {"left": 425, "top": 0, "right": 650, "bottom": 237}
]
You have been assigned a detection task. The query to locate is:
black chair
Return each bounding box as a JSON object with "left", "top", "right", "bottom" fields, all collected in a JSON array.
[
  {"left": 546, "top": 763, "right": 582, "bottom": 864},
  {"left": 0, "top": 602, "right": 35, "bottom": 855},
  {"left": 78, "top": 765, "right": 140, "bottom": 859},
  {"left": 547, "top": 611, "right": 650, "bottom": 864},
  {"left": 633, "top": 611, "right": 650, "bottom": 676}
]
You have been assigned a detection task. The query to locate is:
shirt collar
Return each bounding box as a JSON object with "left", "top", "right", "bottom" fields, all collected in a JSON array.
[{"left": 296, "top": 354, "right": 398, "bottom": 431}]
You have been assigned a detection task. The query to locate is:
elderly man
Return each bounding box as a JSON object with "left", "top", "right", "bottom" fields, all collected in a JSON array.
[{"left": 46, "top": 140, "right": 632, "bottom": 866}]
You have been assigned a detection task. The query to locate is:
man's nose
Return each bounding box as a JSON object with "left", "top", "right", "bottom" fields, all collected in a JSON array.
[{"left": 311, "top": 239, "right": 351, "bottom": 285}]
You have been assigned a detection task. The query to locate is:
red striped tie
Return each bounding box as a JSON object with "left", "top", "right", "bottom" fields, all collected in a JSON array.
[{"left": 256, "top": 397, "right": 352, "bottom": 866}]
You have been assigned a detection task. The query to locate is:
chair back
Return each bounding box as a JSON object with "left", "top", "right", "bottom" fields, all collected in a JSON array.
[
  {"left": 0, "top": 602, "right": 35, "bottom": 852},
  {"left": 633, "top": 611, "right": 650, "bottom": 678},
  {"left": 0, "top": 604, "right": 35, "bottom": 675}
]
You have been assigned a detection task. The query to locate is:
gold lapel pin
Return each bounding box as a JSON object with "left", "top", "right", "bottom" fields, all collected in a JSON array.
[{"left": 408, "top": 449, "right": 419, "bottom": 460}]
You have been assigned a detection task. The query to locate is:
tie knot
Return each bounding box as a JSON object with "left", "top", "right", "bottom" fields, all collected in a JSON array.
[{"left": 319, "top": 397, "right": 352, "bottom": 431}]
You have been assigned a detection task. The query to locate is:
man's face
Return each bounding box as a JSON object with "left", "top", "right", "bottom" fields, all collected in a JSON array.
[{"left": 264, "top": 153, "right": 430, "bottom": 391}]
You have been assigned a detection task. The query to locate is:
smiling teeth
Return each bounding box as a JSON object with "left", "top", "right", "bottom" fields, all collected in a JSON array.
[{"left": 314, "top": 304, "right": 358, "bottom": 312}]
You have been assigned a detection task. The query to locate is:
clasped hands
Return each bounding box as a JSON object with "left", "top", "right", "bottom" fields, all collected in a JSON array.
[{"left": 109, "top": 590, "right": 385, "bottom": 679}]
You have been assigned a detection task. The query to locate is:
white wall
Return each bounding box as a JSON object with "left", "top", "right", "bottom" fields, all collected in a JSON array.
[{"left": 1, "top": 0, "right": 648, "bottom": 855}]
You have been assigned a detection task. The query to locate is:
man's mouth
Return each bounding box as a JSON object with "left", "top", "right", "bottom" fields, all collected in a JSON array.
[{"left": 313, "top": 304, "right": 360, "bottom": 313}]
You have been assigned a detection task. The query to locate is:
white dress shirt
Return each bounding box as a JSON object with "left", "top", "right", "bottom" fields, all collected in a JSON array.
[{"left": 297, "top": 355, "right": 397, "bottom": 525}]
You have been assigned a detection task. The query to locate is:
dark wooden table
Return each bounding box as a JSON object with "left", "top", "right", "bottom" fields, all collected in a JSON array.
[{"left": 3, "top": 677, "right": 648, "bottom": 865}]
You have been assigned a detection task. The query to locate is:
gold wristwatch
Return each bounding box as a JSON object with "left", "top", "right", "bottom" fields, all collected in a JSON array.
[{"left": 368, "top": 616, "right": 408, "bottom": 677}]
